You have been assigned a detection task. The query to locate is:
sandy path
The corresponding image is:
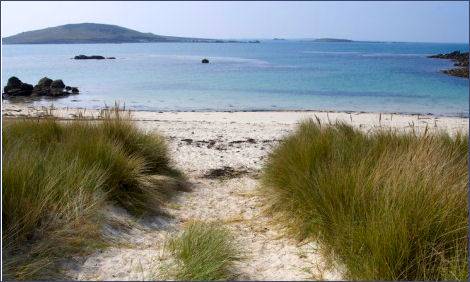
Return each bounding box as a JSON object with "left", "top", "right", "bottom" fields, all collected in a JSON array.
[
  {"left": 68, "top": 178, "right": 340, "bottom": 280},
  {"left": 169, "top": 176, "right": 341, "bottom": 280},
  {"left": 4, "top": 104, "right": 467, "bottom": 280},
  {"left": 64, "top": 116, "right": 341, "bottom": 280}
]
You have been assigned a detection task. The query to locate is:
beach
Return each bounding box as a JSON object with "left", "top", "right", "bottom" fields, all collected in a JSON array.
[{"left": 3, "top": 103, "right": 468, "bottom": 280}]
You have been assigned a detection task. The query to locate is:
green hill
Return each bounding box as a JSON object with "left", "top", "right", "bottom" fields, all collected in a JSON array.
[{"left": 2, "top": 23, "right": 228, "bottom": 44}]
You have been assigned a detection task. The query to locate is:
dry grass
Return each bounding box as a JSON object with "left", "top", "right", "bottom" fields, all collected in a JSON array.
[
  {"left": 261, "top": 119, "right": 468, "bottom": 280},
  {"left": 2, "top": 109, "right": 186, "bottom": 279}
]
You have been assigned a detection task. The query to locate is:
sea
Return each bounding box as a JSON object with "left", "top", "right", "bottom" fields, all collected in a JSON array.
[{"left": 2, "top": 41, "right": 469, "bottom": 116}]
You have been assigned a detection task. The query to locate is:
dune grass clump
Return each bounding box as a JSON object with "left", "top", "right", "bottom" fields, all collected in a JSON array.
[
  {"left": 165, "top": 221, "right": 242, "bottom": 280},
  {"left": 2, "top": 109, "right": 185, "bottom": 279},
  {"left": 261, "top": 119, "right": 468, "bottom": 280}
]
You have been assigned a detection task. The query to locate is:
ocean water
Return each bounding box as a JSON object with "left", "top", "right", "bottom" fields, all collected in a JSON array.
[{"left": 2, "top": 41, "right": 469, "bottom": 116}]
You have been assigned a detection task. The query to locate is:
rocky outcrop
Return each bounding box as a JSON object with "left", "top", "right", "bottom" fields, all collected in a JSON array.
[
  {"left": 3, "top": 77, "right": 34, "bottom": 96},
  {"left": 201, "top": 58, "right": 209, "bottom": 64},
  {"left": 442, "top": 68, "right": 469, "bottom": 78},
  {"left": 428, "top": 51, "right": 469, "bottom": 78},
  {"left": 3, "top": 77, "right": 79, "bottom": 98}
]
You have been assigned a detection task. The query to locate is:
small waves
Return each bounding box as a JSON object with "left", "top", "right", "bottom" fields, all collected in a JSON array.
[
  {"left": 302, "top": 50, "right": 425, "bottom": 58},
  {"left": 146, "top": 54, "right": 272, "bottom": 66}
]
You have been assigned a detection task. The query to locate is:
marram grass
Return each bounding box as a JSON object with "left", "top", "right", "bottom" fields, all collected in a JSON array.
[
  {"left": 261, "top": 119, "right": 468, "bottom": 280},
  {"left": 2, "top": 109, "right": 185, "bottom": 279},
  {"left": 165, "top": 221, "right": 242, "bottom": 280}
]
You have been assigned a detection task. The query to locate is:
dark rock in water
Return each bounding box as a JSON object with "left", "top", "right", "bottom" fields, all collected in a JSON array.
[
  {"left": 201, "top": 58, "right": 209, "bottom": 64},
  {"left": 7, "top": 76, "right": 22, "bottom": 88},
  {"left": 428, "top": 51, "right": 467, "bottom": 62},
  {"left": 32, "top": 85, "right": 47, "bottom": 96},
  {"left": 428, "top": 51, "right": 468, "bottom": 78},
  {"left": 22, "top": 83, "right": 34, "bottom": 91},
  {"left": 443, "top": 68, "right": 469, "bottom": 78},
  {"left": 3, "top": 77, "right": 34, "bottom": 96},
  {"left": 65, "top": 86, "right": 72, "bottom": 91},
  {"left": 37, "top": 77, "right": 53, "bottom": 87},
  {"left": 32, "top": 77, "right": 53, "bottom": 95},
  {"left": 74, "top": 54, "right": 106, "bottom": 60},
  {"left": 51, "top": 80, "right": 65, "bottom": 89},
  {"left": 107, "top": 57, "right": 116, "bottom": 59},
  {"left": 50, "top": 80, "right": 66, "bottom": 96},
  {"left": 71, "top": 87, "right": 79, "bottom": 94},
  {"left": 9, "top": 83, "right": 33, "bottom": 96}
]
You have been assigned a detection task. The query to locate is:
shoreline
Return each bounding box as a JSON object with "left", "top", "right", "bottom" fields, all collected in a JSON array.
[
  {"left": 3, "top": 100, "right": 469, "bottom": 118},
  {"left": 2, "top": 103, "right": 468, "bottom": 136}
]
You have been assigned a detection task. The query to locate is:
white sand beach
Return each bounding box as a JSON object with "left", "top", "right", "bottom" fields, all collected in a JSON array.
[{"left": 2, "top": 103, "right": 468, "bottom": 280}]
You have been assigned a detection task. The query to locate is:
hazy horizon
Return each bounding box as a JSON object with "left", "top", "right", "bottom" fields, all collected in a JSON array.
[{"left": 1, "top": 1, "right": 469, "bottom": 43}]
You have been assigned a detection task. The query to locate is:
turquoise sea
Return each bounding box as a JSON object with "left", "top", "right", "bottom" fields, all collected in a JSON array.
[{"left": 2, "top": 41, "right": 469, "bottom": 116}]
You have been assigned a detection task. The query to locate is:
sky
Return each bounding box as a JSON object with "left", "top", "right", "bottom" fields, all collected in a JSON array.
[{"left": 1, "top": 1, "right": 469, "bottom": 43}]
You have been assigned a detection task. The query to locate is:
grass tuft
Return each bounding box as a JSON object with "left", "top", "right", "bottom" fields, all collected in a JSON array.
[
  {"left": 261, "top": 119, "right": 468, "bottom": 280},
  {"left": 165, "top": 221, "right": 242, "bottom": 280},
  {"left": 2, "top": 109, "right": 184, "bottom": 279}
]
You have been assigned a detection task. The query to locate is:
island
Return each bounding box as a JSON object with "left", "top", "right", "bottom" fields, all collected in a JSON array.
[
  {"left": 2, "top": 23, "right": 243, "bottom": 44},
  {"left": 74, "top": 55, "right": 115, "bottom": 60}
]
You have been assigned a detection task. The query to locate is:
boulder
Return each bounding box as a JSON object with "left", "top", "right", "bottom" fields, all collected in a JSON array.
[
  {"left": 107, "top": 57, "right": 116, "bottom": 59},
  {"left": 51, "top": 80, "right": 65, "bottom": 89},
  {"left": 21, "top": 83, "right": 34, "bottom": 91},
  {"left": 201, "top": 58, "right": 209, "bottom": 64},
  {"left": 32, "top": 85, "right": 48, "bottom": 96},
  {"left": 65, "top": 86, "right": 72, "bottom": 91},
  {"left": 71, "top": 87, "right": 79, "bottom": 94},
  {"left": 37, "top": 77, "right": 53, "bottom": 88},
  {"left": 32, "top": 77, "right": 54, "bottom": 95},
  {"left": 7, "top": 76, "right": 22, "bottom": 88},
  {"left": 3, "top": 77, "right": 34, "bottom": 96},
  {"left": 50, "top": 80, "right": 66, "bottom": 96}
]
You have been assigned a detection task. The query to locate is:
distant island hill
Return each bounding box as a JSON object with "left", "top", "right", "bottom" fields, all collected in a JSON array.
[
  {"left": 309, "top": 38, "right": 353, "bottom": 42},
  {"left": 2, "top": 23, "right": 364, "bottom": 45},
  {"left": 2, "top": 23, "right": 260, "bottom": 44}
]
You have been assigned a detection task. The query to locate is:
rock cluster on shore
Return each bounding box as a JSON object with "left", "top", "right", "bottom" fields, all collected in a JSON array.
[
  {"left": 428, "top": 51, "right": 469, "bottom": 78},
  {"left": 74, "top": 55, "right": 116, "bottom": 60},
  {"left": 3, "top": 76, "right": 79, "bottom": 97}
]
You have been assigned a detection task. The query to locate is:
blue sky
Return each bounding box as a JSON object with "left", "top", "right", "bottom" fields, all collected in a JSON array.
[{"left": 1, "top": 1, "right": 468, "bottom": 43}]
